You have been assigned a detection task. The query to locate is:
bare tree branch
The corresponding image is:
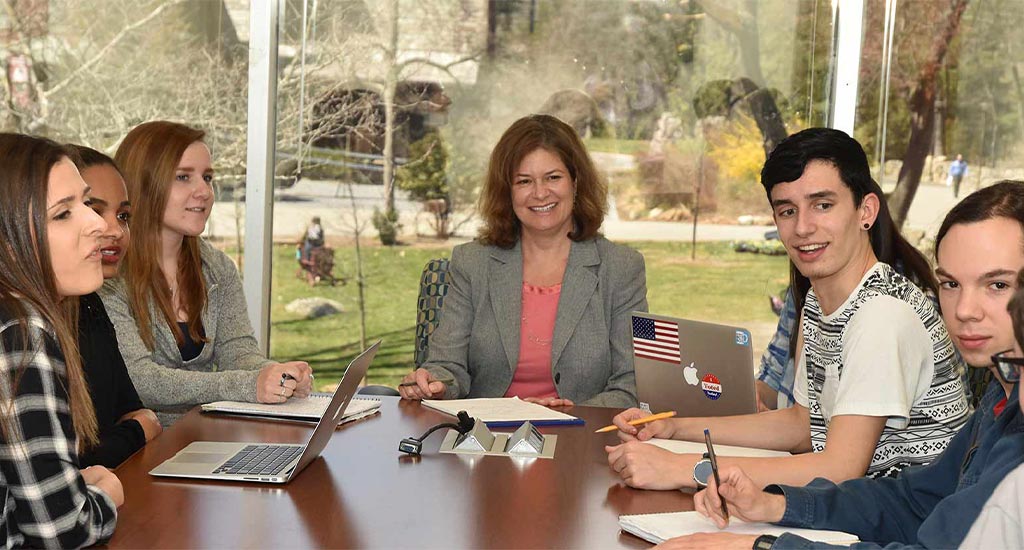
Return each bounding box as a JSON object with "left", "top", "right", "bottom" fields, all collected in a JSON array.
[{"left": 45, "top": 0, "right": 189, "bottom": 98}]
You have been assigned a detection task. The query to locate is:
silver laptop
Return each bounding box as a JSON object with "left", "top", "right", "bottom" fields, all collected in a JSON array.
[
  {"left": 150, "top": 340, "right": 380, "bottom": 484},
  {"left": 632, "top": 313, "right": 756, "bottom": 417}
]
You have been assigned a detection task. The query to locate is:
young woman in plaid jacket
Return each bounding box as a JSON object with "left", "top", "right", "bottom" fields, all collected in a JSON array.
[{"left": 0, "top": 134, "right": 122, "bottom": 548}]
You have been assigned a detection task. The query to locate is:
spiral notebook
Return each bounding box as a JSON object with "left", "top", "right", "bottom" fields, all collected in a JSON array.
[
  {"left": 618, "top": 511, "right": 858, "bottom": 545},
  {"left": 202, "top": 394, "right": 381, "bottom": 425}
]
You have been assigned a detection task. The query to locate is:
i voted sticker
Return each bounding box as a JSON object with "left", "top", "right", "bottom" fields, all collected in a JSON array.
[{"left": 701, "top": 373, "right": 722, "bottom": 400}]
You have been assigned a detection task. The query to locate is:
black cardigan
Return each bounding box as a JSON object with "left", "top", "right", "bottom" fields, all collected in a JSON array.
[{"left": 78, "top": 292, "right": 147, "bottom": 468}]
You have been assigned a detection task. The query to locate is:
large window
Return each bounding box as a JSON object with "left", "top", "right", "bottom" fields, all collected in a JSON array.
[
  {"left": 2, "top": 1, "right": 259, "bottom": 362},
  {"left": 13, "top": 1, "right": 1014, "bottom": 393},
  {"left": 268, "top": 0, "right": 838, "bottom": 388},
  {"left": 858, "top": 0, "right": 1024, "bottom": 242},
  {"left": 3, "top": 0, "right": 249, "bottom": 254}
]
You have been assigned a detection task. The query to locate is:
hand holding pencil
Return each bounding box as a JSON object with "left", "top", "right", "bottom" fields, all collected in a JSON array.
[
  {"left": 596, "top": 410, "right": 677, "bottom": 436},
  {"left": 398, "top": 368, "right": 452, "bottom": 401}
]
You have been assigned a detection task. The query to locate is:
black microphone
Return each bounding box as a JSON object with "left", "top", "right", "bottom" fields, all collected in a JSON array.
[
  {"left": 456, "top": 410, "right": 475, "bottom": 434},
  {"left": 399, "top": 410, "right": 477, "bottom": 455}
]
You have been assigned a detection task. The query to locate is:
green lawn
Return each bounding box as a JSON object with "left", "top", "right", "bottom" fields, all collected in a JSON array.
[{"left": 268, "top": 241, "right": 790, "bottom": 390}]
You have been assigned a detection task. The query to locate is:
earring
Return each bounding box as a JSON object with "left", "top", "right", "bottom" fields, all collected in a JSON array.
[{"left": 863, "top": 223, "right": 870, "bottom": 230}]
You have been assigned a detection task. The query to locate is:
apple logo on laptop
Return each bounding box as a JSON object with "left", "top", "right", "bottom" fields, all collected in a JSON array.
[{"left": 683, "top": 362, "right": 699, "bottom": 386}]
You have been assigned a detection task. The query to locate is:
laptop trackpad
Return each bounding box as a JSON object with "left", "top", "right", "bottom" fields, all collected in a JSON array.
[{"left": 173, "top": 452, "right": 227, "bottom": 464}]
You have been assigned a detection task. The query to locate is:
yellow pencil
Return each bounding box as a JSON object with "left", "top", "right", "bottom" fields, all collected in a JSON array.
[{"left": 594, "top": 411, "right": 677, "bottom": 433}]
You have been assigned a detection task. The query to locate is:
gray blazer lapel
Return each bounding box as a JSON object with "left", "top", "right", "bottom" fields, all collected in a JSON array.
[
  {"left": 550, "top": 239, "right": 599, "bottom": 369},
  {"left": 488, "top": 242, "right": 523, "bottom": 374}
]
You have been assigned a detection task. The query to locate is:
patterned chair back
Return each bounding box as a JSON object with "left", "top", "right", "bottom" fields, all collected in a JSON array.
[{"left": 415, "top": 258, "right": 451, "bottom": 367}]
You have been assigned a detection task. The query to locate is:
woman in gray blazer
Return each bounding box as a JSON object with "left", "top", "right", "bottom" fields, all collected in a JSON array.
[{"left": 399, "top": 114, "right": 647, "bottom": 408}]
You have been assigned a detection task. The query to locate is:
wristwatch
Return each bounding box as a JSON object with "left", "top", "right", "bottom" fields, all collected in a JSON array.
[
  {"left": 752, "top": 534, "right": 778, "bottom": 549},
  {"left": 692, "top": 452, "right": 713, "bottom": 488}
]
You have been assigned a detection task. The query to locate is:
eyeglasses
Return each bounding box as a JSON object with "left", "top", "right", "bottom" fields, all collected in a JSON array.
[{"left": 990, "top": 349, "right": 1024, "bottom": 384}]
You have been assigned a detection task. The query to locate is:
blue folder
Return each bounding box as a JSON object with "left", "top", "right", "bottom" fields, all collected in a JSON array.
[{"left": 484, "top": 418, "right": 585, "bottom": 428}]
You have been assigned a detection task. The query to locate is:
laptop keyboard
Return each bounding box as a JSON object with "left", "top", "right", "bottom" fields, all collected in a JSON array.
[{"left": 213, "top": 445, "right": 302, "bottom": 476}]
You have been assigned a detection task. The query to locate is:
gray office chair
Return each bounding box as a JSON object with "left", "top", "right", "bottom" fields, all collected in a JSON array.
[{"left": 357, "top": 384, "right": 400, "bottom": 397}]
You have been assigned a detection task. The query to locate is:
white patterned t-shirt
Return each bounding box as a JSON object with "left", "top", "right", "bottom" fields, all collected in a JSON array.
[{"left": 794, "top": 262, "right": 970, "bottom": 478}]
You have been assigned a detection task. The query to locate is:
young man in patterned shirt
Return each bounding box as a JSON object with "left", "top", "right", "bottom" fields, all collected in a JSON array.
[
  {"left": 675, "top": 181, "right": 1024, "bottom": 550},
  {"left": 606, "top": 128, "right": 970, "bottom": 490}
]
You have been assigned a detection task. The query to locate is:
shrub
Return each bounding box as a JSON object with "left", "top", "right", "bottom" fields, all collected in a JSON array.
[
  {"left": 397, "top": 130, "right": 448, "bottom": 202},
  {"left": 372, "top": 207, "right": 402, "bottom": 245}
]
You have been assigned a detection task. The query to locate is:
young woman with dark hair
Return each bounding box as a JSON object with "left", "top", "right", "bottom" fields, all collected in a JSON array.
[
  {"left": 0, "top": 134, "right": 121, "bottom": 547},
  {"left": 68, "top": 144, "right": 162, "bottom": 467}
]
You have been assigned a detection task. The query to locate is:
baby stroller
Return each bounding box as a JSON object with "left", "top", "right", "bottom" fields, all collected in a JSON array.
[{"left": 296, "top": 244, "right": 340, "bottom": 286}]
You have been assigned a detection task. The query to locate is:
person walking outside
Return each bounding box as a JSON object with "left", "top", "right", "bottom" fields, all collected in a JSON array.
[{"left": 949, "top": 153, "right": 968, "bottom": 198}]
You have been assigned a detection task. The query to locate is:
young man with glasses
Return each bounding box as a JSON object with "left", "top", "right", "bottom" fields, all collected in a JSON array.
[
  {"left": 960, "top": 273, "right": 1024, "bottom": 548},
  {"left": 668, "top": 181, "right": 1024, "bottom": 550},
  {"left": 607, "top": 129, "right": 969, "bottom": 490}
]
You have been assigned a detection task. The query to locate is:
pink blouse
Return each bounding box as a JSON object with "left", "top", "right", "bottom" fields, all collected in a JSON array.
[{"left": 504, "top": 282, "right": 561, "bottom": 399}]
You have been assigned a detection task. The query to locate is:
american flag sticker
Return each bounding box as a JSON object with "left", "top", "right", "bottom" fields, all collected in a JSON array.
[{"left": 632, "top": 316, "right": 681, "bottom": 364}]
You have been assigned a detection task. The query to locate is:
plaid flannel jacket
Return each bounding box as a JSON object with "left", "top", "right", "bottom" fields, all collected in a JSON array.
[
  {"left": 757, "top": 289, "right": 798, "bottom": 408},
  {"left": 0, "top": 308, "right": 117, "bottom": 549}
]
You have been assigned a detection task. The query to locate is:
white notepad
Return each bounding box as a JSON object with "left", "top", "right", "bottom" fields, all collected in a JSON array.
[
  {"left": 202, "top": 394, "right": 380, "bottom": 424},
  {"left": 421, "top": 397, "right": 581, "bottom": 425},
  {"left": 619, "top": 511, "right": 859, "bottom": 545},
  {"left": 645, "top": 438, "right": 792, "bottom": 458}
]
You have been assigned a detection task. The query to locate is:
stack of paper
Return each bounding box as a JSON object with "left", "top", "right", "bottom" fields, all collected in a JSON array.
[
  {"left": 421, "top": 397, "right": 582, "bottom": 427},
  {"left": 202, "top": 396, "right": 380, "bottom": 425},
  {"left": 645, "top": 438, "right": 791, "bottom": 457},
  {"left": 619, "top": 511, "right": 859, "bottom": 545}
]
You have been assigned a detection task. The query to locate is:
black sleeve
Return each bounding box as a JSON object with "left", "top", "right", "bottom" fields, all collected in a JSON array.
[
  {"left": 78, "top": 293, "right": 148, "bottom": 468},
  {"left": 110, "top": 334, "right": 145, "bottom": 417},
  {"left": 79, "top": 419, "right": 146, "bottom": 468}
]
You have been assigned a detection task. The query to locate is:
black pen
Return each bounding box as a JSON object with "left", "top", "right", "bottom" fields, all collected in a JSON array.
[
  {"left": 280, "top": 372, "right": 314, "bottom": 384},
  {"left": 704, "top": 428, "right": 729, "bottom": 520}
]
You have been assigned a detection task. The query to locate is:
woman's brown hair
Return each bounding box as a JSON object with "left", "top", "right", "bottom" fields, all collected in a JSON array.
[
  {"left": 115, "top": 121, "right": 208, "bottom": 350},
  {"left": 0, "top": 133, "right": 98, "bottom": 448},
  {"left": 1010, "top": 268, "right": 1024, "bottom": 352},
  {"left": 477, "top": 114, "right": 607, "bottom": 248}
]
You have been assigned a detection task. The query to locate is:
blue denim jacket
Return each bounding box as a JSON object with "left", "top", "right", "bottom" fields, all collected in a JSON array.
[{"left": 766, "top": 380, "right": 1023, "bottom": 549}]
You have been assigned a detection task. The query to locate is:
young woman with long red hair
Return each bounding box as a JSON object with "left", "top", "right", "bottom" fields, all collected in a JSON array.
[{"left": 100, "top": 121, "right": 312, "bottom": 425}]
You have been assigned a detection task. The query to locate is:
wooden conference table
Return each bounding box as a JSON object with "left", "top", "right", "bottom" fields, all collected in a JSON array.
[{"left": 108, "top": 397, "right": 693, "bottom": 548}]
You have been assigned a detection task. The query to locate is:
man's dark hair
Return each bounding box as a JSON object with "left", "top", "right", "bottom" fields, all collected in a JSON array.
[
  {"left": 935, "top": 180, "right": 1024, "bottom": 256},
  {"left": 761, "top": 128, "right": 937, "bottom": 357}
]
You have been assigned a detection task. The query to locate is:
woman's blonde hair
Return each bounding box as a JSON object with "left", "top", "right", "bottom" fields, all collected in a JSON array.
[
  {"left": 477, "top": 114, "right": 607, "bottom": 248},
  {"left": 115, "top": 121, "right": 208, "bottom": 350},
  {"left": 0, "top": 133, "right": 98, "bottom": 448}
]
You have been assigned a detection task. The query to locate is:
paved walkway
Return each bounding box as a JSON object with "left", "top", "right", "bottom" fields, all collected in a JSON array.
[{"left": 203, "top": 178, "right": 966, "bottom": 244}]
